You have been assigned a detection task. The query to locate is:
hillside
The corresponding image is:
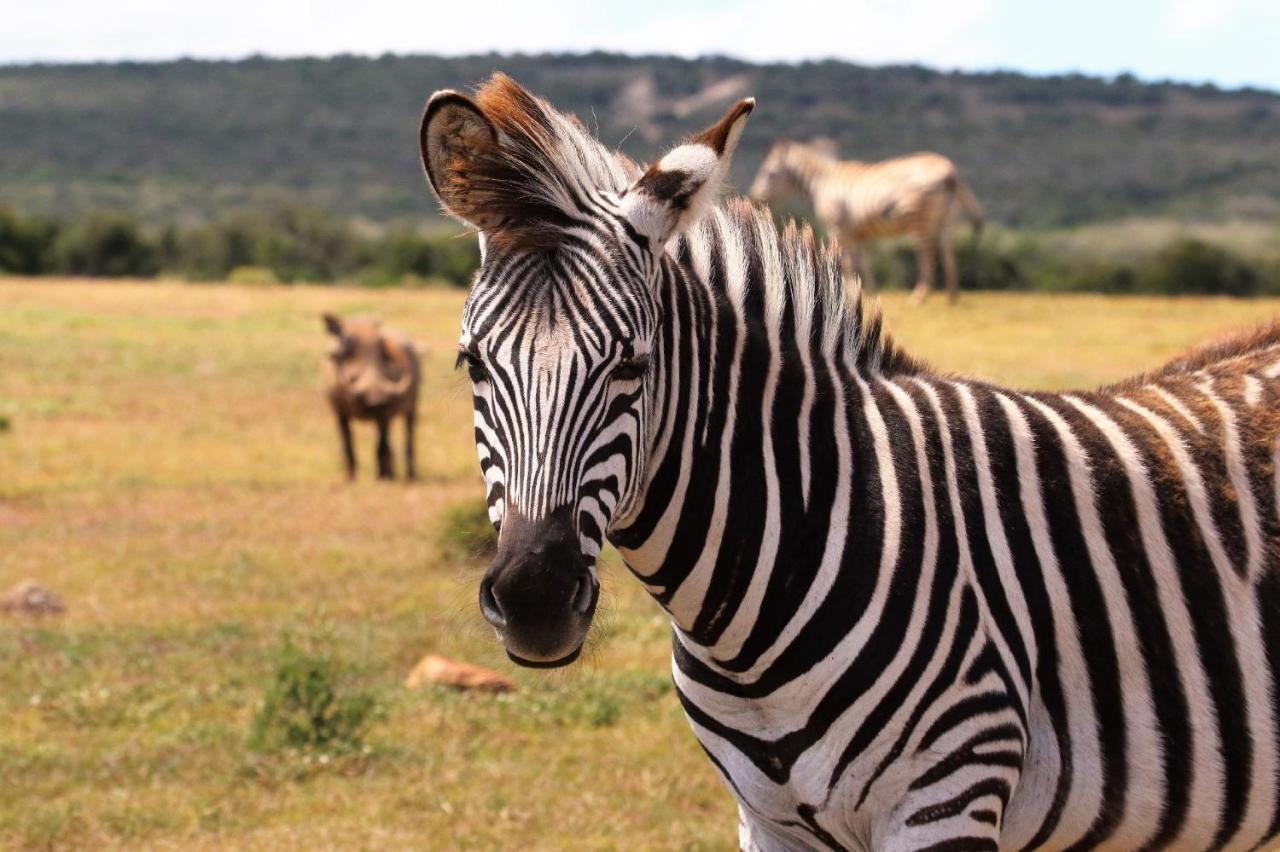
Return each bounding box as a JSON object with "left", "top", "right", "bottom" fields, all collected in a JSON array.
[{"left": 2, "top": 53, "right": 1279, "bottom": 227}]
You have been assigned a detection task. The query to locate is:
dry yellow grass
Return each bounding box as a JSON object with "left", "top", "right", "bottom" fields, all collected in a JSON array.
[{"left": 2, "top": 278, "right": 1279, "bottom": 850}]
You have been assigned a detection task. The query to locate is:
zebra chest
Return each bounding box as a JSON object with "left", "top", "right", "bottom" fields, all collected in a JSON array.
[{"left": 681, "top": 686, "right": 914, "bottom": 847}]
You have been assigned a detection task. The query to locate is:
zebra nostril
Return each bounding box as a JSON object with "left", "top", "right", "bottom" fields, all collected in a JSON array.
[
  {"left": 571, "top": 574, "right": 595, "bottom": 616},
  {"left": 479, "top": 578, "right": 506, "bottom": 627}
]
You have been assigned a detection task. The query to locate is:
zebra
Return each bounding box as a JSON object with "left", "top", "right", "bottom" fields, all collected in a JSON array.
[
  {"left": 420, "top": 74, "right": 1280, "bottom": 850},
  {"left": 749, "top": 139, "right": 983, "bottom": 305}
]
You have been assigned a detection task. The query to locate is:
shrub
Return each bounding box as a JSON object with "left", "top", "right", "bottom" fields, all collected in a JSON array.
[
  {"left": 0, "top": 207, "right": 59, "bottom": 275},
  {"left": 361, "top": 230, "right": 480, "bottom": 287},
  {"left": 1137, "top": 238, "right": 1258, "bottom": 296},
  {"left": 239, "top": 206, "right": 357, "bottom": 283},
  {"left": 249, "top": 642, "right": 377, "bottom": 752},
  {"left": 424, "top": 234, "right": 481, "bottom": 286},
  {"left": 954, "top": 237, "right": 1028, "bottom": 291},
  {"left": 52, "top": 212, "right": 158, "bottom": 277},
  {"left": 158, "top": 219, "right": 256, "bottom": 281}
]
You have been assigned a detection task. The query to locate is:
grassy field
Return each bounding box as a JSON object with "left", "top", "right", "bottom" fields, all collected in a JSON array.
[{"left": 3, "top": 279, "right": 1280, "bottom": 851}]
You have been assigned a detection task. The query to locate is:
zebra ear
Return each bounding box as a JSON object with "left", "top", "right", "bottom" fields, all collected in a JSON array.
[
  {"left": 420, "top": 90, "right": 501, "bottom": 228},
  {"left": 621, "top": 97, "right": 755, "bottom": 250}
]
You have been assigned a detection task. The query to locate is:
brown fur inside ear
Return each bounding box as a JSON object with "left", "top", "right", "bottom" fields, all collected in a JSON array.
[
  {"left": 690, "top": 99, "right": 754, "bottom": 154},
  {"left": 457, "top": 75, "right": 579, "bottom": 245},
  {"left": 422, "top": 93, "right": 501, "bottom": 227},
  {"left": 424, "top": 74, "right": 639, "bottom": 253}
]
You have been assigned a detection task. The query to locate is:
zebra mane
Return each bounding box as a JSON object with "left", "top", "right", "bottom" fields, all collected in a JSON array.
[
  {"left": 465, "top": 75, "right": 919, "bottom": 377},
  {"left": 1108, "top": 319, "right": 1280, "bottom": 390},
  {"left": 680, "top": 197, "right": 923, "bottom": 377}
]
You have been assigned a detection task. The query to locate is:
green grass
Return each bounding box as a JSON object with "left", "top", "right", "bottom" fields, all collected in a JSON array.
[{"left": 2, "top": 278, "right": 1279, "bottom": 849}]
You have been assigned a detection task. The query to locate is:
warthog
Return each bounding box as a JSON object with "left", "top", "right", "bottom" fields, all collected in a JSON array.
[{"left": 322, "top": 313, "right": 419, "bottom": 480}]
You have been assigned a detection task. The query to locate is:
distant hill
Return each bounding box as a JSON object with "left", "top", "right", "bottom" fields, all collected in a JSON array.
[{"left": 2, "top": 53, "right": 1278, "bottom": 228}]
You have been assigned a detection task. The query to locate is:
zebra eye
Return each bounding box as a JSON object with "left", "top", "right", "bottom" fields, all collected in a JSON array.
[
  {"left": 612, "top": 354, "right": 651, "bottom": 383},
  {"left": 455, "top": 349, "right": 488, "bottom": 382}
]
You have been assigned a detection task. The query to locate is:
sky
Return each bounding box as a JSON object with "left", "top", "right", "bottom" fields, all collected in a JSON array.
[{"left": 3, "top": 0, "right": 1278, "bottom": 91}]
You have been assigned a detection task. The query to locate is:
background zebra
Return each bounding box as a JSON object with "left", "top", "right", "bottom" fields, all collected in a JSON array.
[
  {"left": 421, "top": 74, "right": 1280, "bottom": 850},
  {"left": 750, "top": 140, "right": 984, "bottom": 304}
]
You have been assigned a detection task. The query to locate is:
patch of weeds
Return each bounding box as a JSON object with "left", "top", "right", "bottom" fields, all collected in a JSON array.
[
  {"left": 248, "top": 641, "right": 379, "bottom": 754},
  {"left": 101, "top": 804, "right": 180, "bottom": 842},
  {"left": 14, "top": 801, "right": 89, "bottom": 850},
  {"left": 437, "top": 497, "right": 497, "bottom": 563},
  {"left": 0, "top": 413, "right": 10, "bottom": 432},
  {"left": 516, "top": 671, "right": 673, "bottom": 729},
  {"left": 239, "top": 743, "right": 381, "bottom": 785}
]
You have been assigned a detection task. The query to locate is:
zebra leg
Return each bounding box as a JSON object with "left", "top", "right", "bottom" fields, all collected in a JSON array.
[
  {"left": 906, "top": 235, "right": 936, "bottom": 305},
  {"left": 844, "top": 243, "right": 878, "bottom": 295},
  {"left": 858, "top": 248, "right": 879, "bottom": 295},
  {"left": 839, "top": 245, "right": 859, "bottom": 289},
  {"left": 910, "top": 235, "right": 937, "bottom": 305}
]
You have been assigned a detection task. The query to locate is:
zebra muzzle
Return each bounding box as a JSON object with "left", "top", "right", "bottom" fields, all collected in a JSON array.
[{"left": 478, "top": 506, "right": 599, "bottom": 668}]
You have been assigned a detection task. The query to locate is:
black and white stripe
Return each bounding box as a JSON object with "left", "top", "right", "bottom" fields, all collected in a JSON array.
[{"left": 423, "top": 75, "right": 1280, "bottom": 850}]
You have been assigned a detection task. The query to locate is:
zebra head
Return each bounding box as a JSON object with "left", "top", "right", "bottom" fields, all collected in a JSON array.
[
  {"left": 420, "top": 75, "right": 754, "bottom": 667},
  {"left": 748, "top": 138, "right": 838, "bottom": 203}
]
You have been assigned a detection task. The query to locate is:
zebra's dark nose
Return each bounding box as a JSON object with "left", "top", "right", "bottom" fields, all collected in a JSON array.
[
  {"left": 479, "top": 576, "right": 506, "bottom": 627},
  {"left": 479, "top": 505, "right": 598, "bottom": 667}
]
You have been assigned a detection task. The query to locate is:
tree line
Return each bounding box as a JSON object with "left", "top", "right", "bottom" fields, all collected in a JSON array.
[
  {"left": 0, "top": 205, "right": 478, "bottom": 286},
  {"left": 2, "top": 204, "right": 1278, "bottom": 297}
]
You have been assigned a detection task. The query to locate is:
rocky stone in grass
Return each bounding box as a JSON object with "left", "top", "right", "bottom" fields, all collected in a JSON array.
[
  {"left": 0, "top": 580, "right": 66, "bottom": 616},
  {"left": 405, "top": 653, "right": 515, "bottom": 693}
]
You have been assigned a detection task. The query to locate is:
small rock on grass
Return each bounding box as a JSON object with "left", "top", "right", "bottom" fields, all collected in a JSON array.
[{"left": 405, "top": 653, "right": 515, "bottom": 693}]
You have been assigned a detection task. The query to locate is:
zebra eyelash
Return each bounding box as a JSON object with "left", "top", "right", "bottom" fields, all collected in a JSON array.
[
  {"left": 455, "top": 348, "right": 488, "bottom": 381},
  {"left": 612, "top": 353, "right": 651, "bottom": 382}
]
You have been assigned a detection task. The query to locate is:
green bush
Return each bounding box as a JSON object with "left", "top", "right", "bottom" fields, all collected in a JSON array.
[
  {"left": 1137, "top": 238, "right": 1258, "bottom": 296},
  {"left": 158, "top": 219, "right": 256, "bottom": 281},
  {"left": 954, "top": 238, "right": 1028, "bottom": 291},
  {"left": 424, "top": 234, "right": 481, "bottom": 286},
  {"left": 360, "top": 230, "right": 480, "bottom": 287},
  {"left": 239, "top": 206, "right": 357, "bottom": 283},
  {"left": 153, "top": 207, "right": 479, "bottom": 286},
  {"left": 249, "top": 642, "right": 377, "bottom": 752},
  {"left": 52, "top": 211, "right": 158, "bottom": 277},
  {"left": 3, "top": 202, "right": 1276, "bottom": 297},
  {"left": 0, "top": 207, "right": 59, "bottom": 275}
]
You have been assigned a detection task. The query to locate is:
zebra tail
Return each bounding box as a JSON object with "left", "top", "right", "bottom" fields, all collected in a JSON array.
[{"left": 953, "top": 176, "right": 984, "bottom": 238}]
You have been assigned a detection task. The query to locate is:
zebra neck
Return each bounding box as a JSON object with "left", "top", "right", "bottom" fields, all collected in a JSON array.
[
  {"left": 788, "top": 152, "right": 838, "bottom": 204},
  {"left": 610, "top": 242, "right": 887, "bottom": 670}
]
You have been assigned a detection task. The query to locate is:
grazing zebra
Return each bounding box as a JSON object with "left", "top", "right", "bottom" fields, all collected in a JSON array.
[
  {"left": 420, "top": 74, "right": 1280, "bottom": 850},
  {"left": 750, "top": 140, "right": 983, "bottom": 304}
]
